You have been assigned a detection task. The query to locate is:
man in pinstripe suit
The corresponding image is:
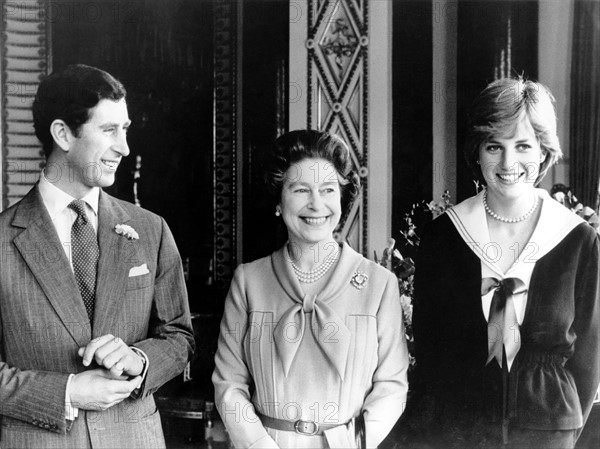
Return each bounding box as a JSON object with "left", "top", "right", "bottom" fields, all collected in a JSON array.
[{"left": 0, "top": 64, "right": 195, "bottom": 448}]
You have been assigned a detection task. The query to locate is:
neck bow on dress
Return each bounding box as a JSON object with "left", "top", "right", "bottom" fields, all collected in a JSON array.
[
  {"left": 270, "top": 243, "right": 363, "bottom": 381},
  {"left": 481, "top": 277, "right": 527, "bottom": 370}
]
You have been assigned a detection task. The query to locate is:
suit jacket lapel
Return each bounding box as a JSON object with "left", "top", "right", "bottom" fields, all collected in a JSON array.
[
  {"left": 12, "top": 186, "right": 91, "bottom": 346},
  {"left": 93, "top": 191, "right": 132, "bottom": 338}
]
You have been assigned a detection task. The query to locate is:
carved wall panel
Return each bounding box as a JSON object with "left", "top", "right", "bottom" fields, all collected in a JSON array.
[
  {"left": 213, "top": 0, "right": 238, "bottom": 291},
  {"left": 1, "top": 0, "right": 48, "bottom": 209},
  {"left": 307, "top": 0, "right": 368, "bottom": 252}
]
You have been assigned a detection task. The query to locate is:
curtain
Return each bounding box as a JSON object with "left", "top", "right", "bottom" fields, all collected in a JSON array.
[{"left": 569, "top": 0, "right": 600, "bottom": 210}]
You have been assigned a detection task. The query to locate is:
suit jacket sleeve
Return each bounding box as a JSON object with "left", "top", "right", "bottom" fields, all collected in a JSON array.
[
  {"left": 0, "top": 211, "right": 73, "bottom": 432},
  {"left": 212, "top": 265, "right": 279, "bottom": 449},
  {"left": 130, "top": 217, "right": 195, "bottom": 397},
  {"left": 0, "top": 357, "right": 71, "bottom": 433},
  {"left": 569, "top": 232, "right": 600, "bottom": 438}
]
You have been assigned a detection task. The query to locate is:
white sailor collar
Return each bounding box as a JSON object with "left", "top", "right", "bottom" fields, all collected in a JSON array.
[
  {"left": 446, "top": 188, "right": 585, "bottom": 278},
  {"left": 446, "top": 189, "right": 584, "bottom": 371}
]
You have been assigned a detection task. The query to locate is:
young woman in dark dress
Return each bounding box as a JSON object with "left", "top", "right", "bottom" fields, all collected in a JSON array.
[{"left": 411, "top": 78, "right": 600, "bottom": 449}]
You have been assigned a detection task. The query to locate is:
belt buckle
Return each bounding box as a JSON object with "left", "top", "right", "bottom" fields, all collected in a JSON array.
[{"left": 294, "top": 419, "right": 319, "bottom": 436}]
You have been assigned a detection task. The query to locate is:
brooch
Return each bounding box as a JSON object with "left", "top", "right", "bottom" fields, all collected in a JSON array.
[
  {"left": 351, "top": 271, "right": 368, "bottom": 290},
  {"left": 114, "top": 224, "right": 139, "bottom": 240}
]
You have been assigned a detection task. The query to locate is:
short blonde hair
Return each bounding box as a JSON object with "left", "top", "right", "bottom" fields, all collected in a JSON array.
[{"left": 464, "top": 77, "right": 562, "bottom": 185}]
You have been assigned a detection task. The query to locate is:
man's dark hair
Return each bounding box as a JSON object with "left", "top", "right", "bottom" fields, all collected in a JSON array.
[{"left": 32, "top": 64, "right": 126, "bottom": 158}]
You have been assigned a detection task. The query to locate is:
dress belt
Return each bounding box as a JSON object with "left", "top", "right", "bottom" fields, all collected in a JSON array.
[{"left": 256, "top": 412, "right": 342, "bottom": 436}]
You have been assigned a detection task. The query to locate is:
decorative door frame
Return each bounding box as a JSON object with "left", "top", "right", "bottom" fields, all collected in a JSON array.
[
  {"left": 212, "top": 0, "right": 240, "bottom": 292},
  {"left": 289, "top": 0, "right": 392, "bottom": 256}
]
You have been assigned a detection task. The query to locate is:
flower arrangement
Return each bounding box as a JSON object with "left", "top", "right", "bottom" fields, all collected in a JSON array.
[
  {"left": 374, "top": 238, "right": 416, "bottom": 367},
  {"left": 374, "top": 190, "right": 454, "bottom": 369},
  {"left": 550, "top": 183, "right": 599, "bottom": 230}
]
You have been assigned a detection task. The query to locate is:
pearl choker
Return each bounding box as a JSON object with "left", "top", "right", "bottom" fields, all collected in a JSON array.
[
  {"left": 290, "top": 244, "right": 340, "bottom": 283},
  {"left": 483, "top": 189, "right": 539, "bottom": 223}
]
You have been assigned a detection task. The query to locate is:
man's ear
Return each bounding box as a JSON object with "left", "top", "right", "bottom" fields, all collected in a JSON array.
[{"left": 49, "top": 119, "right": 74, "bottom": 152}]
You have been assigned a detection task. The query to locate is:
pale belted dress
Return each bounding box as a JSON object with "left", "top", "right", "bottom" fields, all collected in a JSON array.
[{"left": 213, "top": 242, "right": 409, "bottom": 448}]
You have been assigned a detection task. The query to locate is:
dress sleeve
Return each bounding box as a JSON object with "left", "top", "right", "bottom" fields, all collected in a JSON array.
[
  {"left": 568, "top": 232, "right": 600, "bottom": 438},
  {"left": 361, "top": 271, "right": 409, "bottom": 447},
  {"left": 212, "top": 265, "right": 279, "bottom": 449}
]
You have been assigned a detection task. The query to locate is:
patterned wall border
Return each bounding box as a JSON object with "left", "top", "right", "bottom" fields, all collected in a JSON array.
[
  {"left": 306, "top": 0, "right": 369, "bottom": 253},
  {"left": 1, "top": 0, "right": 48, "bottom": 210},
  {"left": 213, "top": 0, "right": 238, "bottom": 291}
]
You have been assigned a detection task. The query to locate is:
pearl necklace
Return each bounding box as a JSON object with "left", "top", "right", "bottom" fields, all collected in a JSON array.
[
  {"left": 290, "top": 245, "right": 340, "bottom": 283},
  {"left": 483, "top": 189, "right": 539, "bottom": 223}
]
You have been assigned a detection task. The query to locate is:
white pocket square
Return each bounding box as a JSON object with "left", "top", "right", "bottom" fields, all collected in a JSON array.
[{"left": 129, "top": 263, "right": 150, "bottom": 277}]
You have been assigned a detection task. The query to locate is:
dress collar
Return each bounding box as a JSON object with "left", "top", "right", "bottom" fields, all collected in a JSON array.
[
  {"left": 271, "top": 241, "right": 365, "bottom": 304},
  {"left": 447, "top": 188, "right": 584, "bottom": 277},
  {"left": 447, "top": 189, "right": 584, "bottom": 371}
]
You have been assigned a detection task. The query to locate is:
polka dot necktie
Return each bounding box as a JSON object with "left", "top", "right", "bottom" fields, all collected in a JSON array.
[{"left": 68, "top": 200, "right": 99, "bottom": 325}]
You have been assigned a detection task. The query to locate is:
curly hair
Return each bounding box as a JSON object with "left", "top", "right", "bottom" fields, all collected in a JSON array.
[
  {"left": 464, "top": 77, "right": 562, "bottom": 186},
  {"left": 264, "top": 129, "right": 360, "bottom": 214}
]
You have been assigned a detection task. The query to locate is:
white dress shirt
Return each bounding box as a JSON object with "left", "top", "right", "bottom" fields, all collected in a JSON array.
[{"left": 38, "top": 171, "right": 99, "bottom": 270}]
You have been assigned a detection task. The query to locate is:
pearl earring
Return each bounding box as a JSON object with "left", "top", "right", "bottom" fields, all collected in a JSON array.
[{"left": 275, "top": 209, "right": 281, "bottom": 217}]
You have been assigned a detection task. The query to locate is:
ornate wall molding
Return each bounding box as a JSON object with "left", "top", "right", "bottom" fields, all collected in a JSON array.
[
  {"left": 213, "top": 0, "right": 238, "bottom": 291},
  {"left": 1, "top": 0, "right": 48, "bottom": 210},
  {"left": 306, "top": 0, "right": 369, "bottom": 252}
]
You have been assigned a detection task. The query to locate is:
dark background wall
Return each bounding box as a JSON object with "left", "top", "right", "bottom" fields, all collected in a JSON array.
[
  {"left": 392, "top": 0, "right": 538, "bottom": 261},
  {"left": 52, "top": 0, "right": 216, "bottom": 313}
]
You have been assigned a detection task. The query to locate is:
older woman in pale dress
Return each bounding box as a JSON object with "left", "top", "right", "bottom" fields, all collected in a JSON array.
[{"left": 213, "top": 130, "right": 409, "bottom": 448}]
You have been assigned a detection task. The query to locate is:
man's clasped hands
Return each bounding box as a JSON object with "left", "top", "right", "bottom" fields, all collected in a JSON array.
[{"left": 69, "top": 334, "right": 145, "bottom": 411}]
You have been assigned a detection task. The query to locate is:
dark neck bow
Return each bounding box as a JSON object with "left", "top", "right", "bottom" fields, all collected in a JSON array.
[
  {"left": 270, "top": 244, "right": 363, "bottom": 380},
  {"left": 481, "top": 277, "right": 527, "bottom": 369}
]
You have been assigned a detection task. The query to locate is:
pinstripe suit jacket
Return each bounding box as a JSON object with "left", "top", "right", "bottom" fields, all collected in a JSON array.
[{"left": 0, "top": 185, "right": 195, "bottom": 448}]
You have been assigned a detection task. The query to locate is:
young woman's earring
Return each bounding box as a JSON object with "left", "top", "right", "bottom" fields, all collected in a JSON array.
[
  {"left": 275, "top": 207, "right": 281, "bottom": 217},
  {"left": 476, "top": 160, "right": 480, "bottom": 165}
]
